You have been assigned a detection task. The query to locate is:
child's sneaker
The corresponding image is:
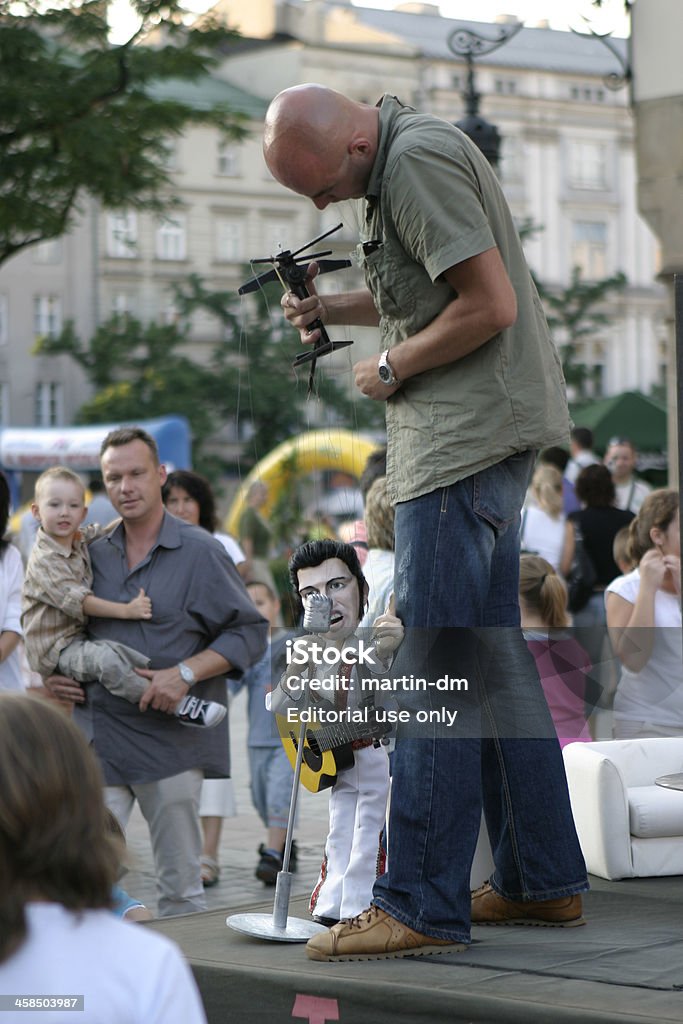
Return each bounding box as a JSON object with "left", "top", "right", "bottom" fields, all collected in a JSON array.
[
  {"left": 175, "top": 695, "right": 226, "bottom": 728},
  {"left": 256, "top": 844, "right": 282, "bottom": 885}
]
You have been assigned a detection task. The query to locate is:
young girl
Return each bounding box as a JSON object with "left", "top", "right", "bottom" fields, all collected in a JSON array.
[
  {"left": 606, "top": 489, "right": 681, "bottom": 739},
  {"left": 520, "top": 464, "right": 566, "bottom": 572},
  {"left": 519, "top": 554, "right": 592, "bottom": 747}
]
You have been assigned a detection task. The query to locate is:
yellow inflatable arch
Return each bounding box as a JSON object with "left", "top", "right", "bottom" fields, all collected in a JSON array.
[{"left": 225, "top": 429, "right": 378, "bottom": 537}]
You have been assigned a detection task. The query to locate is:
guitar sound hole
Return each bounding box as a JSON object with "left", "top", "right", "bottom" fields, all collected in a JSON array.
[{"left": 303, "top": 731, "right": 323, "bottom": 772}]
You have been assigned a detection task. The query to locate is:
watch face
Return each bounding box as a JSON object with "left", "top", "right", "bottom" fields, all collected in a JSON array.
[
  {"left": 179, "top": 663, "right": 194, "bottom": 684},
  {"left": 378, "top": 364, "right": 392, "bottom": 384}
]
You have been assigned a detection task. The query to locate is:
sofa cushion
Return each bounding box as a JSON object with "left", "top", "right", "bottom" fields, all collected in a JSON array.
[{"left": 628, "top": 785, "right": 683, "bottom": 838}]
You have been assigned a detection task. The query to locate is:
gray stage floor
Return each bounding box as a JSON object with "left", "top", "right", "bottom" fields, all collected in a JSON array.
[
  {"left": 127, "top": 692, "right": 683, "bottom": 1021},
  {"left": 148, "top": 875, "right": 683, "bottom": 1024}
]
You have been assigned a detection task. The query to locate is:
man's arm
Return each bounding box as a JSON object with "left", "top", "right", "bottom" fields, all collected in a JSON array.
[
  {"left": 137, "top": 649, "right": 232, "bottom": 714},
  {"left": 281, "top": 260, "right": 379, "bottom": 343},
  {"left": 353, "top": 246, "right": 517, "bottom": 400}
]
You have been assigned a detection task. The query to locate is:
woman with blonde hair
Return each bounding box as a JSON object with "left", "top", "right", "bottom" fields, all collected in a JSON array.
[
  {"left": 606, "top": 489, "right": 681, "bottom": 738},
  {"left": 0, "top": 694, "right": 207, "bottom": 1023},
  {"left": 519, "top": 554, "right": 592, "bottom": 747},
  {"left": 520, "top": 464, "right": 566, "bottom": 572}
]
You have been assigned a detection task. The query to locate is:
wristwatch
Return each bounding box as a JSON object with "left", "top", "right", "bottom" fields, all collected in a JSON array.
[
  {"left": 378, "top": 349, "right": 400, "bottom": 387},
  {"left": 178, "top": 661, "right": 196, "bottom": 686}
]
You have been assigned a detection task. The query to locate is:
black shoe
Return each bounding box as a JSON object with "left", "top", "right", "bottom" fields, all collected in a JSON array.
[
  {"left": 256, "top": 844, "right": 282, "bottom": 886},
  {"left": 287, "top": 839, "right": 298, "bottom": 872},
  {"left": 312, "top": 914, "right": 339, "bottom": 928}
]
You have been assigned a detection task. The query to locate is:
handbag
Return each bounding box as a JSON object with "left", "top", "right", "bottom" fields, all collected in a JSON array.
[{"left": 566, "top": 521, "right": 597, "bottom": 614}]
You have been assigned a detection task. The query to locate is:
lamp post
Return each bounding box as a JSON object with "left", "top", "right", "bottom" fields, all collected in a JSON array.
[{"left": 447, "top": 21, "right": 524, "bottom": 170}]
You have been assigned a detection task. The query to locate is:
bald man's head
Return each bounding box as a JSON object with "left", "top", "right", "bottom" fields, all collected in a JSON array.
[{"left": 263, "top": 84, "right": 379, "bottom": 209}]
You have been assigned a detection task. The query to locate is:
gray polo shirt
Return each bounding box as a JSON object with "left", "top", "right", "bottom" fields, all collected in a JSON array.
[
  {"left": 74, "top": 512, "right": 268, "bottom": 785},
  {"left": 361, "top": 95, "right": 570, "bottom": 504}
]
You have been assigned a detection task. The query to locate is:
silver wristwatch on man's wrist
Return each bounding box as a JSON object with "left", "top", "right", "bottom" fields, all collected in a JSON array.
[
  {"left": 378, "top": 349, "right": 400, "bottom": 387},
  {"left": 178, "top": 661, "right": 196, "bottom": 686}
]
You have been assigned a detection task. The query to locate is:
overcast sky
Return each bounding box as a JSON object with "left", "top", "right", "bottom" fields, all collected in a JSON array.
[
  {"left": 109, "top": 0, "right": 630, "bottom": 43},
  {"left": 372, "top": 1, "right": 630, "bottom": 36}
]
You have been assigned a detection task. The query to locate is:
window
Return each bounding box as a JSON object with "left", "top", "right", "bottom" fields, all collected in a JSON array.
[
  {"left": 0, "top": 295, "right": 7, "bottom": 345},
  {"left": 34, "top": 382, "right": 63, "bottom": 426},
  {"left": 267, "top": 221, "right": 291, "bottom": 256},
  {"left": 590, "top": 343, "right": 606, "bottom": 398},
  {"left": 33, "top": 295, "right": 62, "bottom": 339},
  {"left": 569, "top": 141, "right": 608, "bottom": 190},
  {"left": 215, "top": 218, "right": 244, "bottom": 261},
  {"left": 499, "top": 135, "right": 524, "bottom": 185},
  {"left": 217, "top": 143, "right": 241, "bottom": 177},
  {"left": 33, "top": 239, "right": 63, "bottom": 264},
  {"left": 571, "top": 221, "right": 608, "bottom": 280},
  {"left": 494, "top": 78, "right": 517, "bottom": 95},
  {"left": 162, "top": 138, "right": 179, "bottom": 171},
  {"left": 156, "top": 216, "right": 186, "bottom": 261},
  {"left": 0, "top": 382, "right": 8, "bottom": 426},
  {"left": 159, "top": 298, "right": 180, "bottom": 325},
  {"left": 111, "top": 292, "right": 135, "bottom": 317},
  {"left": 106, "top": 212, "right": 138, "bottom": 258},
  {"left": 570, "top": 85, "right": 606, "bottom": 104}
]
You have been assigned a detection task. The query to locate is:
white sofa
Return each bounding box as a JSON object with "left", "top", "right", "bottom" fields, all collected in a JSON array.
[{"left": 563, "top": 738, "right": 683, "bottom": 880}]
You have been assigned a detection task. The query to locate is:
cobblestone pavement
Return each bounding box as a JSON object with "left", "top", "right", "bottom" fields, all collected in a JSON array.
[{"left": 121, "top": 691, "right": 331, "bottom": 918}]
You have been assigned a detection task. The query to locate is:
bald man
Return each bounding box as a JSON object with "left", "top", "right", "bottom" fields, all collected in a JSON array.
[{"left": 264, "top": 85, "right": 588, "bottom": 962}]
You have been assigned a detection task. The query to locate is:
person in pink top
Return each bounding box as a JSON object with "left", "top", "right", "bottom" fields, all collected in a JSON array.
[{"left": 519, "top": 554, "right": 592, "bottom": 747}]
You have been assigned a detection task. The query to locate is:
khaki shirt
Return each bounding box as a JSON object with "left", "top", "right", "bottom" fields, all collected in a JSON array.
[
  {"left": 21, "top": 525, "right": 100, "bottom": 676},
  {"left": 361, "top": 96, "right": 570, "bottom": 504}
]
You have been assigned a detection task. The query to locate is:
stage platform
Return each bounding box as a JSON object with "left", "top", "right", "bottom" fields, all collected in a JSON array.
[{"left": 147, "top": 874, "right": 683, "bottom": 1024}]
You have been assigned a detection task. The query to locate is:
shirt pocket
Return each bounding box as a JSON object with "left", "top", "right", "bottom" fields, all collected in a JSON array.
[{"left": 363, "top": 245, "right": 415, "bottom": 321}]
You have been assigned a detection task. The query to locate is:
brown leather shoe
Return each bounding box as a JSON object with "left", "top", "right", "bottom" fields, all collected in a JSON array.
[
  {"left": 306, "top": 905, "right": 468, "bottom": 962},
  {"left": 471, "top": 882, "right": 586, "bottom": 927}
]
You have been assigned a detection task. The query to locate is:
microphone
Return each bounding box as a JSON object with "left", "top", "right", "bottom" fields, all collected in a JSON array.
[{"left": 302, "top": 592, "right": 332, "bottom": 633}]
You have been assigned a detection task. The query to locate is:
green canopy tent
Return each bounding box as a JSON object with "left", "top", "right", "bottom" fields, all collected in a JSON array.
[{"left": 569, "top": 390, "right": 668, "bottom": 484}]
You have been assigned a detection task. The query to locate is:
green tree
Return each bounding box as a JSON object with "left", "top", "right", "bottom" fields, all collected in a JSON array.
[
  {"left": 0, "top": 0, "right": 246, "bottom": 266},
  {"left": 34, "top": 273, "right": 383, "bottom": 474},
  {"left": 536, "top": 266, "right": 627, "bottom": 400}
]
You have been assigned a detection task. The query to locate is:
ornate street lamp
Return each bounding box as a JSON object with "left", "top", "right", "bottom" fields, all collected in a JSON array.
[{"left": 447, "top": 21, "right": 524, "bottom": 170}]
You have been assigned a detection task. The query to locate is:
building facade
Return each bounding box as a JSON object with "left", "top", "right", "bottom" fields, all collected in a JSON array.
[{"left": 0, "top": 1, "right": 667, "bottom": 435}]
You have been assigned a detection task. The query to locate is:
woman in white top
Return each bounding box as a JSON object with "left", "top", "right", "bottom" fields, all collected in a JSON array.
[
  {"left": 0, "top": 471, "right": 24, "bottom": 691},
  {"left": 0, "top": 694, "right": 207, "bottom": 1024},
  {"left": 521, "top": 463, "right": 567, "bottom": 573},
  {"left": 162, "top": 469, "right": 242, "bottom": 887},
  {"left": 606, "top": 489, "right": 682, "bottom": 738}
]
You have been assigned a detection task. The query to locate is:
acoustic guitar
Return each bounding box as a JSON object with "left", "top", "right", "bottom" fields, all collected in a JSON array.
[{"left": 276, "top": 698, "right": 391, "bottom": 793}]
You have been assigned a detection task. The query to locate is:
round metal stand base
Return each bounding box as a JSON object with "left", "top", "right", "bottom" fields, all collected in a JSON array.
[{"left": 226, "top": 912, "right": 327, "bottom": 942}]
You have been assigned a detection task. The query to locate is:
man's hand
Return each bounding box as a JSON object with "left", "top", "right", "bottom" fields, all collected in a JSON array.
[
  {"left": 43, "top": 673, "right": 86, "bottom": 705},
  {"left": 126, "top": 588, "right": 153, "bottom": 620},
  {"left": 136, "top": 666, "right": 188, "bottom": 714},
  {"left": 353, "top": 355, "right": 401, "bottom": 401},
  {"left": 281, "top": 261, "right": 327, "bottom": 346}
]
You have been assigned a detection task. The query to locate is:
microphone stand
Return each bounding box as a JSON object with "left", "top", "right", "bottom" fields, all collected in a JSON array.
[{"left": 227, "top": 666, "right": 327, "bottom": 942}]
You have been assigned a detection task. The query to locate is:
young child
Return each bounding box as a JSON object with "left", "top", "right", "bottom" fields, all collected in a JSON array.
[
  {"left": 612, "top": 525, "right": 635, "bottom": 577},
  {"left": 21, "top": 466, "right": 224, "bottom": 728},
  {"left": 269, "top": 539, "right": 403, "bottom": 927},
  {"left": 229, "top": 581, "right": 297, "bottom": 885},
  {"left": 519, "top": 553, "right": 592, "bottom": 747}
]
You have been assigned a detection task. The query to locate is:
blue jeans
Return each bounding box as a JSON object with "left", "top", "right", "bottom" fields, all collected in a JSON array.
[{"left": 373, "top": 451, "right": 588, "bottom": 942}]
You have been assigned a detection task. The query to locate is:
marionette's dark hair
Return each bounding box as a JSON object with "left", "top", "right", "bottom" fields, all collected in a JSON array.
[{"left": 289, "top": 539, "right": 367, "bottom": 619}]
